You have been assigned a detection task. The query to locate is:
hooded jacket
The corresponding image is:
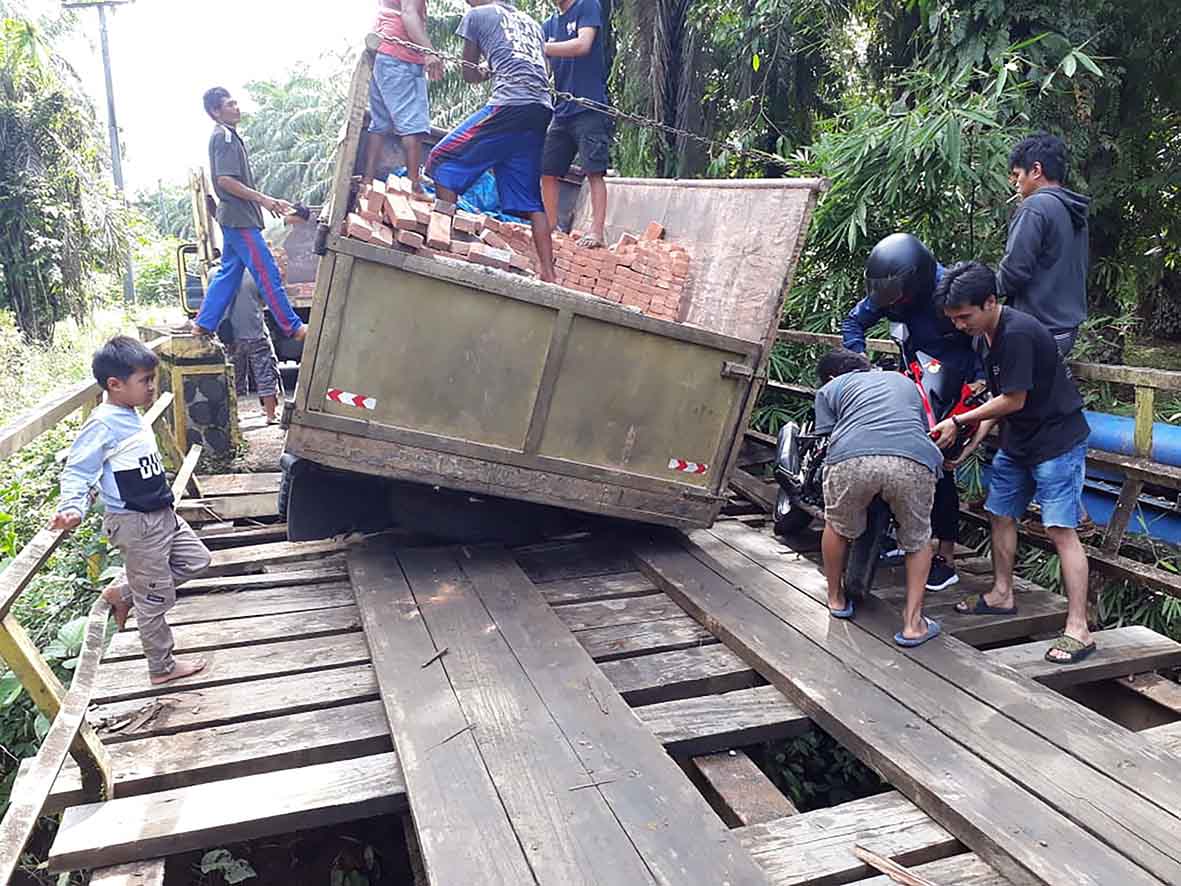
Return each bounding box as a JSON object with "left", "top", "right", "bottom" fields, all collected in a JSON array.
[{"left": 996, "top": 185, "right": 1091, "bottom": 333}]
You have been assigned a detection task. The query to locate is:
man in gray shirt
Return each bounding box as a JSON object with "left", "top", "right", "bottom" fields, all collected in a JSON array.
[
  {"left": 425, "top": 0, "right": 556, "bottom": 281},
  {"left": 814, "top": 348, "right": 942, "bottom": 646}
]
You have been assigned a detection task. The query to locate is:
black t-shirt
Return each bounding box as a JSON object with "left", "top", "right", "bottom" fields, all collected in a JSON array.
[{"left": 978, "top": 307, "right": 1089, "bottom": 465}]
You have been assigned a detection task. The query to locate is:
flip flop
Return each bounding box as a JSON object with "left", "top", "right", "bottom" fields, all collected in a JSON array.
[
  {"left": 1044, "top": 635, "right": 1097, "bottom": 664},
  {"left": 895, "top": 617, "right": 941, "bottom": 647},
  {"left": 954, "top": 593, "right": 1018, "bottom": 616},
  {"left": 829, "top": 601, "right": 855, "bottom": 619}
]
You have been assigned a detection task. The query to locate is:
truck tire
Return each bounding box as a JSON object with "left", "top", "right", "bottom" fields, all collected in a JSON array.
[
  {"left": 388, "top": 480, "right": 579, "bottom": 545},
  {"left": 277, "top": 453, "right": 298, "bottom": 521},
  {"left": 773, "top": 487, "right": 812, "bottom": 537},
  {"left": 286, "top": 459, "right": 390, "bottom": 541},
  {"left": 844, "top": 497, "right": 890, "bottom": 601}
]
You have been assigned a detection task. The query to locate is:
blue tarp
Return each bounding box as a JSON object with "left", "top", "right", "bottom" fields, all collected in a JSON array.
[{"left": 392, "top": 166, "right": 517, "bottom": 222}]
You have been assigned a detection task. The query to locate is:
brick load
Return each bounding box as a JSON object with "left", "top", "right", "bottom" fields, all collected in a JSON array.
[{"left": 343, "top": 176, "right": 692, "bottom": 324}]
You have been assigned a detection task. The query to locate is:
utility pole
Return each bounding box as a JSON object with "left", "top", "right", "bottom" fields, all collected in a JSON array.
[{"left": 63, "top": 0, "right": 137, "bottom": 304}]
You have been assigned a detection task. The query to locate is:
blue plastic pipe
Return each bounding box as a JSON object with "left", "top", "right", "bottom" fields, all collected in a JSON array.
[{"left": 1084, "top": 410, "right": 1181, "bottom": 467}]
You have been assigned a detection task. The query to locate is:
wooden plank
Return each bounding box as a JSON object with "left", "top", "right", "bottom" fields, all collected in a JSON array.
[
  {"left": 179, "top": 564, "right": 348, "bottom": 594},
  {"left": 177, "top": 492, "right": 279, "bottom": 521},
  {"left": 88, "top": 663, "right": 378, "bottom": 742},
  {"left": 1086, "top": 450, "right": 1181, "bottom": 491},
  {"left": 855, "top": 854, "right": 1010, "bottom": 886},
  {"left": 195, "top": 523, "right": 289, "bottom": 549},
  {"left": 1120, "top": 673, "right": 1181, "bottom": 714},
  {"left": 736, "top": 791, "right": 960, "bottom": 886},
  {"left": 988, "top": 627, "right": 1181, "bottom": 690},
  {"left": 690, "top": 526, "right": 1181, "bottom": 884},
  {"left": 634, "top": 533, "right": 1170, "bottom": 886},
  {"left": 48, "top": 752, "right": 405, "bottom": 872},
  {"left": 553, "top": 592, "right": 686, "bottom": 632},
  {"left": 48, "top": 701, "right": 392, "bottom": 814},
  {"left": 104, "top": 605, "right": 361, "bottom": 662},
  {"left": 129, "top": 581, "right": 355, "bottom": 628},
  {"left": 1102, "top": 478, "right": 1145, "bottom": 554},
  {"left": 193, "top": 473, "right": 282, "bottom": 496},
  {"left": 514, "top": 539, "right": 636, "bottom": 583},
  {"left": 398, "top": 546, "right": 657, "bottom": 885},
  {"left": 91, "top": 631, "right": 372, "bottom": 705},
  {"left": 1141, "top": 721, "right": 1181, "bottom": 754},
  {"left": 538, "top": 571, "right": 657, "bottom": 606},
  {"left": 599, "top": 644, "right": 761, "bottom": 706},
  {"left": 456, "top": 545, "right": 773, "bottom": 885},
  {"left": 575, "top": 614, "right": 717, "bottom": 661},
  {"left": 170, "top": 444, "right": 202, "bottom": 500},
  {"left": 1069, "top": 361, "right": 1181, "bottom": 392},
  {"left": 634, "top": 685, "right": 810, "bottom": 756},
  {"left": 729, "top": 469, "right": 779, "bottom": 513},
  {"left": 0, "top": 527, "right": 67, "bottom": 620},
  {"left": 90, "top": 860, "right": 167, "bottom": 886},
  {"left": 347, "top": 546, "right": 535, "bottom": 885},
  {"left": 690, "top": 751, "right": 798, "bottom": 827},
  {"left": 204, "top": 536, "right": 363, "bottom": 577},
  {"left": 0, "top": 378, "right": 99, "bottom": 461}
]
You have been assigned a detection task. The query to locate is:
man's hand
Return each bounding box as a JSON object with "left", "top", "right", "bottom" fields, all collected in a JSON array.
[
  {"left": 930, "top": 418, "right": 959, "bottom": 450},
  {"left": 426, "top": 56, "right": 444, "bottom": 82},
  {"left": 263, "top": 196, "right": 296, "bottom": 217},
  {"left": 48, "top": 511, "right": 82, "bottom": 532}
]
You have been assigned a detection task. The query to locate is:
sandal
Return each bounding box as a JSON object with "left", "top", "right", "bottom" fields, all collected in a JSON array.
[
  {"left": 894, "top": 617, "right": 942, "bottom": 647},
  {"left": 1044, "top": 635, "right": 1097, "bottom": 665},
  {"left": 829, "top": 601, "right": 855, "bottom": 620},
  {"left": 954, "top": 593, "right": 1017, "bottom": 616}
]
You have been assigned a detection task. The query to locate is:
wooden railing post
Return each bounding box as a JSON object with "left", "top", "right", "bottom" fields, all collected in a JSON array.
[{"left": 1101, "top": 386, "right": 1155, "bottom": 555}]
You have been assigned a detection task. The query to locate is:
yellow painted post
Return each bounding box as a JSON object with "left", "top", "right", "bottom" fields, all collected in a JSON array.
[
  {"left": 0, "top": 616, "right": 112, "bottom": 799},
  {"left": 1134, "top": 386, "right": 1155, "bottom": 458}
]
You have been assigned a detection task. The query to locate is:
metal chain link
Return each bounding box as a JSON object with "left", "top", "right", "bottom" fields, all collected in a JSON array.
[{"left": 373, "top": 30, "right": 798, "bottom": 171}]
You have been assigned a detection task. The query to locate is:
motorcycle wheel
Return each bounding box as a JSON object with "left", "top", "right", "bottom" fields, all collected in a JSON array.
[
  {"left": 844, "top": 496, "right": 891, "bottom": 601},
  {"left": 773, "top": 487, "right": 813, "bottom": 537}
]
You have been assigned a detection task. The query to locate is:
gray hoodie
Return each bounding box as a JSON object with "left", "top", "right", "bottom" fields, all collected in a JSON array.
[{"left": 996, "top": 185, "right": 1091, "bottom": 332}]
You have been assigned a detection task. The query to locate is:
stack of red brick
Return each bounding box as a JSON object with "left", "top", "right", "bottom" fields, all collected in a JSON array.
[
  {"left": 552, "top": 222, "right": 689, "bottom": 322},
  {"left": 342, "top": 176, "right": 692, "bottom": 323}
]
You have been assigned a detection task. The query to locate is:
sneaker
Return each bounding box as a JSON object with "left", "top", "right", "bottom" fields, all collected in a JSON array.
[
  {"left": 879, "top": 546, "right": 905, "bottom": 564},
  {"left": 925, "top": 555, "right": 959, "bottom": 591}
]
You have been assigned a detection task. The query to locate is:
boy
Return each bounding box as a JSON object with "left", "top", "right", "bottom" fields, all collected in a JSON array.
[
  {"left": 364, "top": 0, "right": 445, "bottom": 191},
  {"left": 996, "top": 132, "right": 1090, "bottom": 359},
  {"left": 541, "top": 0, "right": 612, "bottom": 248},
  {"left": 227, "top": 276, "right": 284, "bottom": 424},
  {"left": 425, "top": 0, "right": 557, "bottom": 282},
  {"left": 191, "top": 87, "right": 307, "bottom": 342},
  {"left": 50, "top": 338, "right": 210, "bottom": 685},
  {"left": 814, "top": 347, "right": 943, "bottom": 646},
  {"left": 931, "top": 262, "right": 1093, "bottom": 665}
]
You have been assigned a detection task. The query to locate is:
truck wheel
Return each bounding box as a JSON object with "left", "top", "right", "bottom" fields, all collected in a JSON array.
[
  {"left": 388, "top": 481, "right": 579, "bottom": 545},
  {"left": 286, "top": 459, "right": 390, "bottom": 541},
  {"left": 773, "top": 487, "right": 812, "bottom": 537},
  {"left": 844, "top": 497, "right": 890, "bottom": 601}
]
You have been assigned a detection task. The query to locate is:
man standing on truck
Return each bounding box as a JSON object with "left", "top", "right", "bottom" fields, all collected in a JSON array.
[
  {"left": 540, "top": 0, "right": 612, "bottom": 248},
  {"left": 364, "top": 0, "right": 445, "bottom": 192},
  {"left": 190, "top": 88, "right": 307, "bottom": 342},
  {"left": 843, "top": 233, "right": 979, "bottom": 593},
  {"left": 996, "top": 132, "right": 1090, "bottom": 360},
  {"left": 425, "top": 0, "right": 557, "bottom": 282},
  {"left": 931, "top": 262, "right": 1094, "bottom": 665}
]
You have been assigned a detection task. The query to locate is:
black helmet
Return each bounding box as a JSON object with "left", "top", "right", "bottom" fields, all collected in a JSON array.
[{"left": 864, "top": 233, "right": 937, "bottom": 309}]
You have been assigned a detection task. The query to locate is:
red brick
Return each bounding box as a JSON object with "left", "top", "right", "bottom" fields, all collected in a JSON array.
[
  {"left": 451, "top": 240, "right": 471, "bottom": 257},
  {"left": 427, "top": 212, "right": 453, "bottom": 251},
  {"left": 641, "top": 221, "right": 665, "bottom": 241},
  {"left": 346, "top": 213, "right": 373, "bottom": 241},
  {"left": 480, "top": 229, "right": 510, "bottom": 251},
  {"left": 615, "top": 232, "right": 638, "bottom": 249},
  {"left": 396, "top": 229, "right": 425, "bottom": 249},
  {"left": 509, "top": 252, "right": 530, "bottom": 272},
  {"left": 410, "top": 202, "right": 431, "bottom": 226},
  {"left": 370, "top": 222, "right": 395, "bottom": 248},
  {"left": 453, "top": 210, "right": 484, "bottom": 234},
  {"left": 433, "top": 199, "right": 457, "bottom": 217}
]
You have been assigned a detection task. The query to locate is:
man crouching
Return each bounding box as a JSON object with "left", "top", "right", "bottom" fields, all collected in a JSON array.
[{"left": 815, "top": 348, "right": 943, "bottom": 646}]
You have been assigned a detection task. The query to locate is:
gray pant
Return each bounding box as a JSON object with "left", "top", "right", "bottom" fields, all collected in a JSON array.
[
  {"left": 1054, "top": 328, "right": 1078, "bottom": 378},
  {"left": 103, "top": 509, "right": 211, "bottom": 675}
]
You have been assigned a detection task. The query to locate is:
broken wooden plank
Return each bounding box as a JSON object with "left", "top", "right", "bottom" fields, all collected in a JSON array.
[
  {"left": 1120, "top": 673, "right": 1181, "bottom": 715},
  {"left": 457, "top": 545, "right": 773, "bottom": 885},
  {"left": 634, "top": 685, "right": 809, "bottom": 756},
  {"left": 205, "top": 537, "right": 361, "bottom": 577},
  {"left": 690, "top": 751, "right": 798, "bottom": 827},
  {"left": 193, "top": 473, "right": 282, "bottom": 497},
  {"left": 855, "top": 853, "right": 1010, "bottom": 886},
  {"left": 348, "top": 546, "right": 535, "bottom": 885},
  {"left": 988, "top": 627, "right": 1181, "bottom": 689},
  {"left": 635, "top": 532, "right": 1169, "bottom": 886},
  {"left": 177, "top": 492, "right": 279, "bottom": 522},
  {"left": 194, "top": 523, "right": 289, "bottom": 549},
  {"left": 48, "top": 753, "right": 405, "bottom": 872},
  {"left": 179, "top": 564, "right": 348, "bottom": 594}
]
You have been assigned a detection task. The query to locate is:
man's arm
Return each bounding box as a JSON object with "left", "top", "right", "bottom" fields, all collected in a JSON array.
[
  {"left": 840, "top": 297, "right": 884, "bottom": 353},
  {"left": 211, "top": 134, "right": 293, "bottom": 216},
  {"left": 996, "top": 204, "right": 1046, "bottom": 298},
  {"left": 545, "top": 26, "right": 597, "bottom": 58},
  {"left": 932, "top": 332, "right": 1035, "bottom": 448},
  {"left": 401, "top": 0, "right": 444, "bottom": 79},
  {"left": 461, "top": 38, "right": 488, "bottom": 83},
  {"left": 215, "top": 176, "right": 294, "bottom": 217}
]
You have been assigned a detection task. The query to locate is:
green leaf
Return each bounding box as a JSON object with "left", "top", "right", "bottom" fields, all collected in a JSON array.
[
  {"left": 34, "top": 711, "right": 50, "bottom": 741},
  {"left": 752, "top": 53, "right": 760, "bottom": 73},
  {"left": 1061, "top": 53, "right": 1077, "bottom": 78},
  {"left": 0, "top": 673, "right": 23, "bottom": 707},
  {"left": 1074, "top": 51, "right": 1103, "bottom": 77},
  {"left": 57, "top": 616, "right": 88, "bottom": 653}
]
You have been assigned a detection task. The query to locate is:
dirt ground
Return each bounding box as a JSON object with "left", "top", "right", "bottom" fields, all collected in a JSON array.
[{"left": 228, "top": 397, "right": 286, "bottom": 474}]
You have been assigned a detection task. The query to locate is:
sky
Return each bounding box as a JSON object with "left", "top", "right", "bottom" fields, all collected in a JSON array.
[{"left": 49, "top": 0, "right": 381, "bottom": 194}]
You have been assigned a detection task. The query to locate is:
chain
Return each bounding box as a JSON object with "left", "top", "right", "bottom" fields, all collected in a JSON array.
[{"left": 373, "top": 30, "right": 798, "bottom": 172}]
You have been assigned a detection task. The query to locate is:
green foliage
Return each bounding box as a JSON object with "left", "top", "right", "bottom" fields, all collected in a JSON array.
[
  {"left": 133, "top": 181, "right": 195, "bottom": 240},
  {"left": 764, "top": 729, "right": 887, "bottom": 810},
  {"left": 199, "top": 849, "right": 257, "bottom": 885},
  {"left": 0, "top": 16, "right": 129, "bottom": 342}
]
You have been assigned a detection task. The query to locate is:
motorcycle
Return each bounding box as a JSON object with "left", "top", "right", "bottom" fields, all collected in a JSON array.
[{"left": 772, "top": 324, "right": 987, "bottom": 600}]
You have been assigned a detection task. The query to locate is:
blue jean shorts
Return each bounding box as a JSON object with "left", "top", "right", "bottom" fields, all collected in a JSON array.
[
  {"left": 985, "top": 441, "right": 1086, "bottom": 529},
  {"left": 369, "top": 54, "right": 429, "bottom": 137}
]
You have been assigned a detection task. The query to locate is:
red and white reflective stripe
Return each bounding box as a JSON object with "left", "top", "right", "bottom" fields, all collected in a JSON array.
[
  {"left": 668, "top": 458, "right": 708, "bottom": 475},
  {"left": 326, "top": 388, "right": 377, "bottom": 411}
]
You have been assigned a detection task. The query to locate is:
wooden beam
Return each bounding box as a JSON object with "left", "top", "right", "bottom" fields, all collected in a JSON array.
[
  {"left": 170, "top": 444, "right": 202, "bottom": 501},
  {"left": 599, "top": 644, "right": 761, "bottom": 706},
  {"left": 728, "top": 469, "right": 778, "bottom": 513},
  {"left": 194, "top": 523, "right": 289, "bottom": 548},
  {"left": 689, "top": 750, "right": 798, "bottom": 827},
  {"left": 193, "top": 473, "right": 282, "bottom": 496},
  {"left": 177, "top": 492, "right": 279, "bottom": 522},
  {"left": 538, "top": 571, "right": 657, "bottom": 606},
  {"left": 0, "top": 528, "right": 68, "bottom": 620},
  {"left": 48, "top": 753, "right": 405, "bottom": 872},
  {"left": 1070, "top": 361, "right": 1181, "bottom": 392},
  {"left": 178, "top": 564, "right": 347, "bottom": 594},
  {"left": 1119, "top": 673, "right": 1181, "bottom": 715},
  {"left": 552, "top": 591, "right": 685, "bottom": 632},
  {"left": 129, "top": 581, "right": 354, "bottom": 629},
  {"left": 1134, "top": 386, "right": 1156, "bottom": 457},
  {"left": 90, "top": 860, "right": 167, "bottom": 886},
  {"left": 575, "top": 614, "right": 717, "bottom": 661},
  {"left": 1102, "top": 478, "right": 1145, "bottom": 554},
  {"left": 204, "top": 536, "right": 366, "bottom": 577},
  {"left": 988, "top": 627, "right": 1181, "bottom": 690}
]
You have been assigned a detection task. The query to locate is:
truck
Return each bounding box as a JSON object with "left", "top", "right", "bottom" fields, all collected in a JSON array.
[{"left": 280, "top": 43, "right": 825, "bottom": 542}]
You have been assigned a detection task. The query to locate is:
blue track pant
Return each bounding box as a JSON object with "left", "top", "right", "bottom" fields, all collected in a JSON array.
[{"left": 197, "top": 227, "right": 303, "bottom": 337}]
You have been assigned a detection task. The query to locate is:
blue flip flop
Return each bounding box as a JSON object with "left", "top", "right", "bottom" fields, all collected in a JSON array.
[
  {"left": 829, "top": 601, "right": 855, "bottom": 619},
  {"left": 895, "top": 617, "right": 942, "bottom": 647}
]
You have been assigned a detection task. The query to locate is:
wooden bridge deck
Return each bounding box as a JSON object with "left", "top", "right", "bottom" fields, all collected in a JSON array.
[{"left": 32, "top": 484, "right": 1181, "bottom": 885}]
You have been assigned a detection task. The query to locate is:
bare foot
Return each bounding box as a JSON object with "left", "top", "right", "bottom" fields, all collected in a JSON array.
[
  {"left": 101, "top": 585, "right": 131, "bottom": 630},
  {"left": 150, "top": 657, "right": 208, "bottom": 685},
  {"left": 578, "top": 233, "right": 605, "bottom": 249}
]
